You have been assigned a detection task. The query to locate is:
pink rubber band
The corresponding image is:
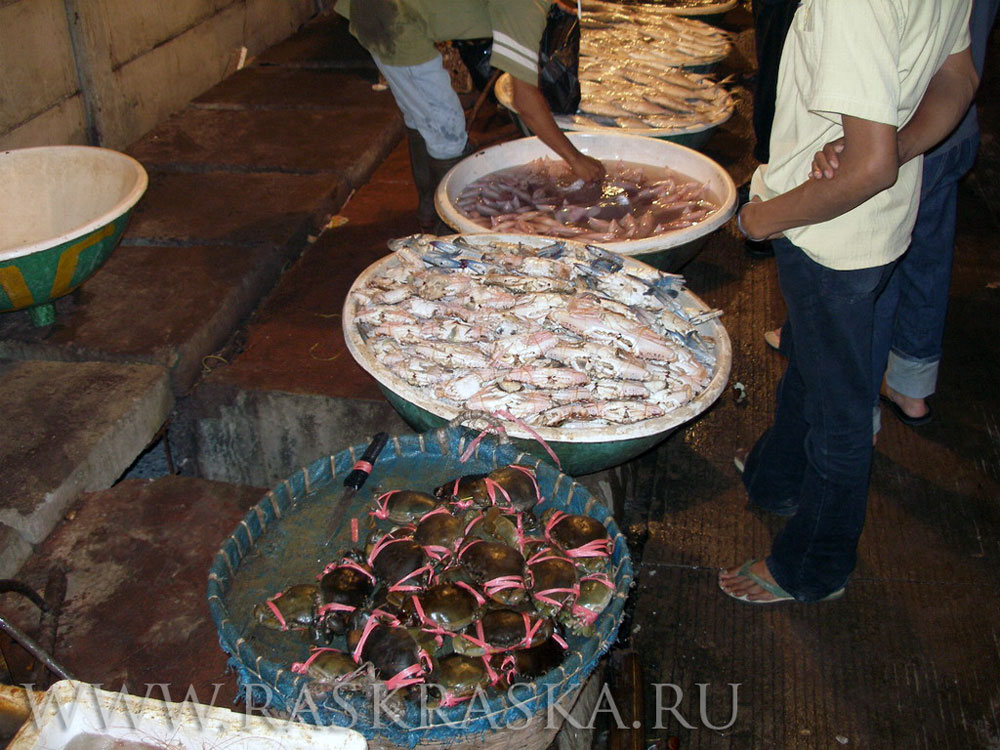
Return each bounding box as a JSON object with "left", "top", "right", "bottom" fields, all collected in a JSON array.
[
  {"left": 318, "top": 601, "right": 356, "bottom": 617},
  {"left": 350, "top": 518, "right": 359, "bottom": 543},
  {"left": 493, "top": 410, "right": 562, "bottom": 470},
  {"left": 266, "top": 597, "right": 288, "bottom": 631},
  {"left": 291, "top": 647, "right": 340, "bottom": 674},
  {"left": 454, "top": 581, "right": 487, "bottom": 608},
  {"left": 384, "top": 662, "right": 426, "bottom": 691},
  {"left": 352, "top": 460, "right": 374, "bottom": 474}
]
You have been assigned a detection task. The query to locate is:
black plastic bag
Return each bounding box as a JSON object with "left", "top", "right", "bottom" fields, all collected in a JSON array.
[
  {"left": 453, "top": 38, "right": 495, "bottom": 92},
  {"left": 538, "top": 1, "right": 582, "bottom": 114}
]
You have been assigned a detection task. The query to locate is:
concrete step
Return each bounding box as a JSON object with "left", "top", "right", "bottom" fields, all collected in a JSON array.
[
  {"left": 170, "top": 143, "right": 420, "bottom": 486},
  {"left": 0, "top": 359, "right": 173, "bottom": 577},
  {"left": 0, "top": 474, "right": 263, "bottom": 696}
]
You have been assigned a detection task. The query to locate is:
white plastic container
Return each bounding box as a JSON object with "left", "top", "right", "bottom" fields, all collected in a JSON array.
[{"left": 7, "top": 681, "right": 366, "bottom": 750}]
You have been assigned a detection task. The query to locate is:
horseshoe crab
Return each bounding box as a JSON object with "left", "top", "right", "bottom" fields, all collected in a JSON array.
[
  {"left": 253, "top": 584, "right": 320, "bottom": 631},
  {"left": 541, "top": 509, "right": 612, "bottom": 573},
  {"left": 457, "top": 539, "right": 527, "bottom": 606},
  {"left": 452, "top": 609, "right": 554, "bottom": 657}
]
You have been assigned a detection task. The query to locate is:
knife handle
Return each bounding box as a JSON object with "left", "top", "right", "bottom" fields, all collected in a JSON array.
[{"left": 342, "top": 432, "right": 389, "bottom": 490}]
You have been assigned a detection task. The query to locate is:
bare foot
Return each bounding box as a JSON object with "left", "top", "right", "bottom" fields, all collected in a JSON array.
[
  {"left": 763, "top": 328, "right": 781, "bottom": 351},
  {"left": 718, "top": 559, "right": 789, "bottom": 602},
  {"left": 883, "top": 385, "right": 929, "bottom": 420}
]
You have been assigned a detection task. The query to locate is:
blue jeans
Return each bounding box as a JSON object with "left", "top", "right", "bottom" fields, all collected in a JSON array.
[
  {"left": 882, "top": 134, "right": 980, "bottom": 399},
  {"left": 743, "top": 238, "right": 896, "bottom": 601}
]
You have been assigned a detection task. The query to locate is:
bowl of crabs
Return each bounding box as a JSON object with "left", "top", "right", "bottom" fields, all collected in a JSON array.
[{"left": 342, "top": 233, "right": 731, "bottom": 475}]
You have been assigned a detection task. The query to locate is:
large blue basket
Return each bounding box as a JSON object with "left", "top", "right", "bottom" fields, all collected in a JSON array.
[{"left": 206, "top": 425, "right": 634, "bottom": 748}]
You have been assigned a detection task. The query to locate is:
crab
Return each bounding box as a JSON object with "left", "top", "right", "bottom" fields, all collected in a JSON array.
[
  {"left": 291, "top": 648, "right": 370, "bottom": 683},
  {"left": 413, "top": 506, "right": 465, "bottom": 561},
  {"left": 350, "top": 617, "right": 432, "bottom": 692},
  {"left": 253, "top": 584, "right": 320, "bottom": 631},
  {"left": 435, "top": 464, "right": 542, "bottom": 512},
  {"left": 452, "top": 609, "right": 555, "bottom": 657},
  {"left": 541, "top": 509, "right": 612, "bottom": 574},
  {"left": 426, "top": 654, "right": 496, "bottom": 707},
  {"left": 400, "top": 581, "right": 485, "bottom": 635},
  {"left": 557, "top": 573, "right": 615, "bottom": 637},
  {"left": 315, "top": 559, "right": 376, "bottom": 638},
  {"left": 496, "top": 635, "right": 566, "bottom": 682},
  {"left": 368, "top": 535, "right": 433, "bottom": 594},
  {"left": 525, "top": 546, "right": 579, "bottom": 618},
  {"left": 457, "top": 539, "right": 527, "bottom": 606},
  {"left": 370, "top": 489, "right": 441, "bottom": 525}
]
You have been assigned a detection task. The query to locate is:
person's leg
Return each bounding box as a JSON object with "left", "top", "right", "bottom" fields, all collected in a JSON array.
[
  {"left": 724, "top": 242, "right": 895, "bottom": 602},
  {"left": 884, "top": 135, "right": 979, "bottom": 416},
  {"left": 375, "top": 54, "right": 469, "bottom": 232}
]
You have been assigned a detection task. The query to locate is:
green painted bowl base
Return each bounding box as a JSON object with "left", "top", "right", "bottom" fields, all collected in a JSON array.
[
  {"left": 27, "top": 302, "right": 56, "bottom": 327},
  {"left": 379, "top": 385, "right": 675, "bottom": 476},
  {"left": 632, "top": 235, "right": 709, "bottom": 273}
]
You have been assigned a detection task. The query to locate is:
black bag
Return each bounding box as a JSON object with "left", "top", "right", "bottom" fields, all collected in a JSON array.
[
  {"left": 538, "top": 1, "right": 582, "bottom": 114},
  {"left": 453, "top": 38, "right": 495, "bottom": 92}
]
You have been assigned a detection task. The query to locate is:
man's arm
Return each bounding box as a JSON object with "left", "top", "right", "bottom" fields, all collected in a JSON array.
[
  {"left": 511, "top": 77, "right": 605, "bottom": 182},
  {"left": 810, "top": 48, "right": 979, "bottom": 180},
  {"left": 740, "top": 115, "right": 899, "bottom": 240},
  {"left": 898, "top": 48, "right": 978, "bottom": 165}
]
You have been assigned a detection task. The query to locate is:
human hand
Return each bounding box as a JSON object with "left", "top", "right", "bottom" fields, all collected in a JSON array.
[
  {"left": 569, "top": 153, "right": 606, "bottom": 183},
  {"left": 809, "top": 138, "right": 845, "bottom": 179}
]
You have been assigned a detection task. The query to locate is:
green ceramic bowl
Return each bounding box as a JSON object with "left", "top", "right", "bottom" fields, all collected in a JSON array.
[
  {"left": 342, "top": 234, "right": 732, "bottom": 476},
  {"left": 0, "top": 146, "right": 148, "bottom": 326}
]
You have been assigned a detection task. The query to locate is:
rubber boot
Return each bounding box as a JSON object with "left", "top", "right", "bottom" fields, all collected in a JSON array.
[
  {"left": 406, "top": 127, "right": 438, "bottom": 234},
  {"left": 427, "top": 150, "right": 470, "bottom": 236}
]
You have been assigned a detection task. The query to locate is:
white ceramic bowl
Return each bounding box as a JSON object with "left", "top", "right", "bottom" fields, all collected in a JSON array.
[{"left": 435, "top": 132, "right": 737, "bottom": 269}]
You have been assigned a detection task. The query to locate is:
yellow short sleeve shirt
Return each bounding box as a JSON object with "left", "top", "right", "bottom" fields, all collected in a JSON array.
[{"left": 752, "top": 0, "right": 972, "bottom": 270}]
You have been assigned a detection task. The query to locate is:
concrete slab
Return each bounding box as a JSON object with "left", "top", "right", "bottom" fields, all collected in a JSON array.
[
  {"left": 127, "top": 107, "right": 403, "bottom": 187},
  {"left": 0, "top": 244, "right": 292, "bottom": 396},
  {"left": 191, "top": 66, "right": 391, "bottom": 111},
  {"left": 168, "top": 143, "right": 420, "bottom": 485},
  {"left": 0, "top": 359, "right": 173, "bottom": 575},
  {"left": 122, "top": 170, "right": 349, "bottom": 248},
  {"left": 3, "top": 475, "right": 264, "bottom": 700},
  {"left": 252, "top": 11, "right": 374, "bottom": 68}
]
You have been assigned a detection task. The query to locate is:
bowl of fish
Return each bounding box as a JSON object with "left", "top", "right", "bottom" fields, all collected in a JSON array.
[
  {"left": 435, "top": 132, "right": 737, "bottom": 271},
  {"left": 496, "top": 68, "right": 734, "bottom": 150},
  {"left": 342, "top": 234, "right": 732, "bottom": 476},
  {"left": 584, "top": 0, "right": 739, "bottom": 27}
]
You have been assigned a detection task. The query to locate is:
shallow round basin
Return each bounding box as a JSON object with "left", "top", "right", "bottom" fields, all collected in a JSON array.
[
  {"left": 0, "top": 146, "right": 148, "bottom": 326},
  {"left": 342, "top": 234, "right": 732, "bottom": 476},
  {"left": 435, "top": 133, "right": 736, "bottom": 272},
  {"left": 494, "top": 73, "right": 733, "bottom": 151}
]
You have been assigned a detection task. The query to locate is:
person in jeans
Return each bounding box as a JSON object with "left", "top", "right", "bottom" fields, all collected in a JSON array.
[
  {"left": 723, "top": 0, "right": 978, "bottom": 604},
  {"left": 770, "top": 0, "right": 1000, "bottom": 428},
  {"left": 335, "top": 0, "right": 603, "bottom": 233}
]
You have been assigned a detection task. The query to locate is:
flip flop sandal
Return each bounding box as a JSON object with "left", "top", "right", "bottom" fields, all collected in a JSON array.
[
  {"left": 720, "top": 559, "right": 845, "bottom": 605},
  {"left": 879, "top": 393, "right": 932, "bottom": 427}
]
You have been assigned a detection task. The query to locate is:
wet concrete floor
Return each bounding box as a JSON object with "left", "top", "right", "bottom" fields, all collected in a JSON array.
[{"left": 2, "top": 7, "right": 1000, "bottom": 750}]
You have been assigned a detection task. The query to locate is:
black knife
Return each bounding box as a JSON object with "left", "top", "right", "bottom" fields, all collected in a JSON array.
[{"left": 324, "top": 431, "right": 389, "bottom": 548}]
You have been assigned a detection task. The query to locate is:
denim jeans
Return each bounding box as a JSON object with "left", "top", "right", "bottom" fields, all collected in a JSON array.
[
  {"left": 882, "top": 134, "right": 980, "bottom": 399},
  {"left": 743, "top": 238, "right": 896, "bottom": 601}
]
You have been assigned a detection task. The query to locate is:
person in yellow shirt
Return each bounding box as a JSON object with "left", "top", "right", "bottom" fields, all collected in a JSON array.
[{"left": 721, "top": 0, "right": 978, "bottom": 604}]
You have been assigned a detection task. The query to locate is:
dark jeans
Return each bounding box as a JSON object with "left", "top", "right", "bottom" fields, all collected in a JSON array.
[
  {"left": 743, "top": 237, "right": 896, "bottom": 601},
  {"left": 881, "top": 134, "right": 980, "bottom": 398},
  {"left": 751, "top": 0, "right": 799, "bottom": 164}
]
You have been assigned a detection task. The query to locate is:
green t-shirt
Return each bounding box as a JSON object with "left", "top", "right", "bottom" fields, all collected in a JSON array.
[{"left": 335, "top": 0, "right": 551, "bottom": 84}]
